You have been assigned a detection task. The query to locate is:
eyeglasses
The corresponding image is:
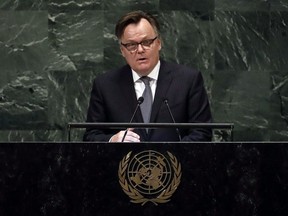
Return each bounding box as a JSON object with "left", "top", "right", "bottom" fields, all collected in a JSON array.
[{"left": 121, "top": 36, "right": 158, "bottom": 52}]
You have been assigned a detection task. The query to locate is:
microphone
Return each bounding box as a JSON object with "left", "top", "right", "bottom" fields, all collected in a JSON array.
[
  {"left": 121, "top": 97, "right": 144, "bottom": 142},
  {"left": 164, "top": 99, "right": 181, "bottom": 141}
]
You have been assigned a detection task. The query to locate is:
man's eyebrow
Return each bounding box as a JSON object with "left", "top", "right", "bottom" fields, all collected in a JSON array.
[{"left": 123, "top": 37, "right": 151, "bottom": 43}]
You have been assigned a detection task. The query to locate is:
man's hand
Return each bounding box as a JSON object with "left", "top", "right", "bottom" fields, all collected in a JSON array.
[{"left": 110, "top": 128, "right": 140, "bottom": 142}]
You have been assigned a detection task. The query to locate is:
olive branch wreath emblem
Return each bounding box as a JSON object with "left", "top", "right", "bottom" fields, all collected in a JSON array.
[{"left": 118, "top": 151, "right": 182, "bottom": 206}]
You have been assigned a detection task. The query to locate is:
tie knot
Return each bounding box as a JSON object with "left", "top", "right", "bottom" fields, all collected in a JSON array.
[{"left": 140, "top": 76, "right": 151, "bottom": 86}]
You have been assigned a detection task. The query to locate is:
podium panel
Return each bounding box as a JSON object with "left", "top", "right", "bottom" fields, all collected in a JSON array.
[{"left": 0, "top": 142, "right": 287, "bottom": 216}]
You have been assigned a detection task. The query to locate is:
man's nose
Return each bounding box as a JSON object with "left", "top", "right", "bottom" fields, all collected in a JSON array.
[{"left": 137, "top": 43, "right": 145, "bottom": 52}]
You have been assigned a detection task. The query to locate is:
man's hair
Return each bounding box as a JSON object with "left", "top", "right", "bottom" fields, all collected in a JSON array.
[{"left": 115, "top": 10, "right": 160, "bottom": 39}]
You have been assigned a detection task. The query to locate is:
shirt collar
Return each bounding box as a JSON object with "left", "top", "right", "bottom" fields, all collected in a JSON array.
[{"left": 132, "top": 60, "right": 160, "bottom": 83}]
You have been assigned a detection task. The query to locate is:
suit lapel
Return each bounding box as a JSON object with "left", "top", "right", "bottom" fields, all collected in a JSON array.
[
  {"left": 150, "top": 61, "right": 173, "bottom": 123},
  {"left": 146, "top": 61, "right": 173, "bottom": 140},
  {"left": 119, "top": 65, "right": 141, "bottom": 120},
  {"left": 118, "top": 65, "right": 147, "bottom": 139}
]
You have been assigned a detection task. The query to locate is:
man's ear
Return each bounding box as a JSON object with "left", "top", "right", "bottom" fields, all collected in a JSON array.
[{"left": 157, "top": 39, "right": 162, "bottom": 51}]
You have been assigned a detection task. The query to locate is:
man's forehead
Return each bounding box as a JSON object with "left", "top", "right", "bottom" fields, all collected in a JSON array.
[{"left": 122, "top": 19, "right": 155, "bottom": 38}]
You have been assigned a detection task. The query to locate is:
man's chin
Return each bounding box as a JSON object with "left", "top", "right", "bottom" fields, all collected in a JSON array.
[{"left": 134, "top": 65, "right": 151, "bottom": 75}]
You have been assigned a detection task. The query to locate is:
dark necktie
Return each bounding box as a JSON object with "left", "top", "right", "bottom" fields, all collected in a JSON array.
[{"left": 140, "top": 76, "right": 152, "bottom": 124}]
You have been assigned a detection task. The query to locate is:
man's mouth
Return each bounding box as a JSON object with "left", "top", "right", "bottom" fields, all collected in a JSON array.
[{"left": 137, "top": 58, "right": 147, "bottom": 62}]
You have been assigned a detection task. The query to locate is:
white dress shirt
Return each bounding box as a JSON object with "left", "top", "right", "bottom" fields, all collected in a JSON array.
[{"left": 132, "top": 61, "right": 160, "bottom": 101}]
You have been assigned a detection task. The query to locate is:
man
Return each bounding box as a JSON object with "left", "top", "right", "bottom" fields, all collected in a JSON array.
[{"left": 83, "top": 10, "right": 212, "bottom": 142}]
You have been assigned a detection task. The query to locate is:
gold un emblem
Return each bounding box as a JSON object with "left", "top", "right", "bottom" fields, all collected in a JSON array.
[{"left": 118, "top": 150, "right": 182, "bottom": 205}]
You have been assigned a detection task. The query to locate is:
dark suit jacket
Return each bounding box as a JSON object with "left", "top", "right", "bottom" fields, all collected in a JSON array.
[{"left": 83, "top": 60, "right": 212, "bottom": 142}]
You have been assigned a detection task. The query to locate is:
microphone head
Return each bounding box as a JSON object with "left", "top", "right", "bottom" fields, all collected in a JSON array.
[
  {"left": 163, "top": 98, "right": 168, "bottom": 104},
  {"left": 138, "top": 96, "right": 144, "bottom": 104}
]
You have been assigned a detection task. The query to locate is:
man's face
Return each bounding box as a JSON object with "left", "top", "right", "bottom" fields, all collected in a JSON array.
[{"left": 120, "top": 18, "right": 161, "bottom": 76}]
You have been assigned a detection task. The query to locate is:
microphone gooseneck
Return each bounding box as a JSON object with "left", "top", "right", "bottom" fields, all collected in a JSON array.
[
  {"left": 164, "top": 99, "right": 181, "bottom": 141},
  {"left": 121, "top": 97, "right": 144, "bottom": 142}
]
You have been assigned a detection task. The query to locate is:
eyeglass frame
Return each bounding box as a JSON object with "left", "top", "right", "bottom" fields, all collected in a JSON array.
[{"left": 120, "top": 36, "right": 158, "bottom": 52}]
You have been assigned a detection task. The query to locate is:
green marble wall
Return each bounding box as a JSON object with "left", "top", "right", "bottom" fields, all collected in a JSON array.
[{"left": 0, "top": 0, "right": 287, "bottom": 141}]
